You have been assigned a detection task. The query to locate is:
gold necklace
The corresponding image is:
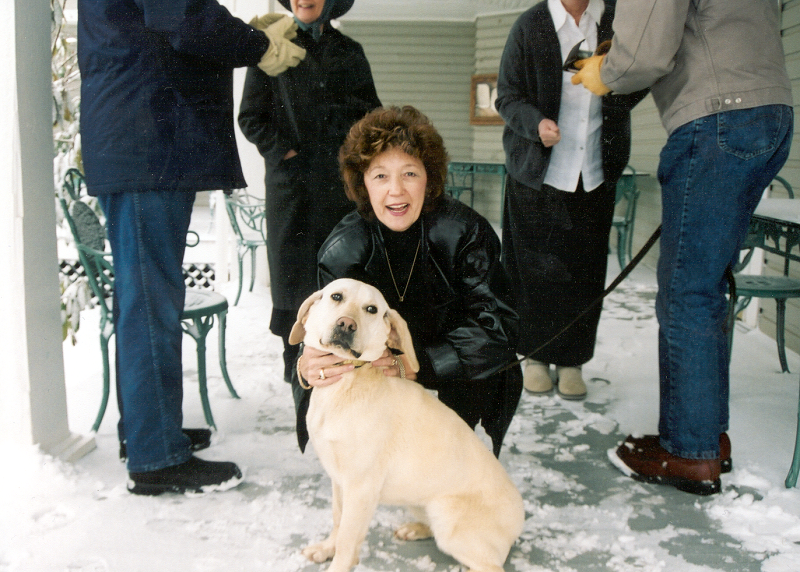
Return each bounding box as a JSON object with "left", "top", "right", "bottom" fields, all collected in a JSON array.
[{"left": 385, "top": 239, "right": 421, "bottom": 303}]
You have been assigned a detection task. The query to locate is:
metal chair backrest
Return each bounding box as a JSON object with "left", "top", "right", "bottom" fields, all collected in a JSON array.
[
  {"left": 445, "top": 162, "right": 476, "bottom": 206},
  {"left": 58, "top": 168, "right": 115, "bottom": 320},
  {"left": 771, "top": 175, "right": 794, "bottom": 199},
  {"left": 615, "top": 165, "right": 639, "bottom": 223},
  {"left": 224, "top": 190, "right": 267, "bottom": 244}
]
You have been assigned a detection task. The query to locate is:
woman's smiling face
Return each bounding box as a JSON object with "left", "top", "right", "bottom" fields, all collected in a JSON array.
[
  {"left": 364, "top": 147, "right": 428, "bottom": 232},
  {"left": 290, "top": 0, "right": 325, "bottom": 24}
]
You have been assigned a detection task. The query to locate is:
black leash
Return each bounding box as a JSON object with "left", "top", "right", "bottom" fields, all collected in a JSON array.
[{"left": 500, "top": 224, "right": 663, "bottom": 373}]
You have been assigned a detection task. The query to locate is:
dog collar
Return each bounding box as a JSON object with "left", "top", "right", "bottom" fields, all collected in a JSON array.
[{"left": 338, "top": 359, "right": 370, "bottom": 368}]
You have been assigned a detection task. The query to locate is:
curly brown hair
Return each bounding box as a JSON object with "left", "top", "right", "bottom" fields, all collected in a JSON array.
[{"left": 339, "top": 106, "right": 449, "bottom": 218}]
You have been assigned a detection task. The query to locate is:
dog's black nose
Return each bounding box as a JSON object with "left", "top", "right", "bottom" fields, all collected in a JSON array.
[{"left": 336, "top": 316, "right": 357, "bottom": 333}]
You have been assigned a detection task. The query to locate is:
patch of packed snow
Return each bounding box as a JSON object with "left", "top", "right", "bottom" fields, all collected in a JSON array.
[{"left": 3, "top": 262, "right": 800, "bottom": 572}]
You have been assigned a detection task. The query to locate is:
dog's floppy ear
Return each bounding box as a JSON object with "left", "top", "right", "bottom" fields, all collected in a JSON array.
[
  {"left": 386, "top": 309, "right": 419, "bottom": 372},
  {"left": 288, "top": 290, "right": 323, "bottom": 345}
]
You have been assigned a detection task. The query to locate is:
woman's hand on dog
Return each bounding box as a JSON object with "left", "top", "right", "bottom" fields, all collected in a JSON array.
[
  {"left": 372, "top": 350, "right": 417, "bottom": 381},
  {"left": 300, "top": 346, "right": 354, "bottom": 387},
  {"left": 299, "top": 347, "right": 417, "bottom": 386}
]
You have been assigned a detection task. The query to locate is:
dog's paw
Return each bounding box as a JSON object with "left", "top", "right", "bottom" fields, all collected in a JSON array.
[
  {"left": 302, "top": 542, "right": 335, "bottom": 563},
  {"left": 394, "top": 522, "right": 433, "bottom": 541}
]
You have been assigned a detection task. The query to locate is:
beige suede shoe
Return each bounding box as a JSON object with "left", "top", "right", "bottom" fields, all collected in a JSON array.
[
  {"left": 523, "top": 360, "right": 553, "bottom": 394},
  {"left": 555, "top": 366, "right": 587, "bottom": 400}
]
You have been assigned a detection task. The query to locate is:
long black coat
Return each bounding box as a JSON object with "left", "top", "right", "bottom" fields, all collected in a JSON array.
[
  {"left": 78, "top": 0, "right": 268, "bottom": 195},
  {"left": 293, "top": 197, "right": 524, "bottom": 457},
  {"left": 494, "top": 1, "right": 648, "bottom": 363},
  {"left": 238, "top": 26, "right": 381, "bottom": 314},
  {"left": 495, "top": 0, "right": 648, "bottom": 191}
]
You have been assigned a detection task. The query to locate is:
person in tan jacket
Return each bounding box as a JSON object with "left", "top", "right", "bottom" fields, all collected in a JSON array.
[{"left": 573, "top": 0, "right": 793, "bottom": 495}]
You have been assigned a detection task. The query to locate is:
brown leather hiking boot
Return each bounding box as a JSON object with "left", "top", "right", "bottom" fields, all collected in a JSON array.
[
  {"left": 620, "top": 434, "right": 731, "bottom": 473},
  {"left": 609, "top": 435, "right": 722, "bottom": 495}
]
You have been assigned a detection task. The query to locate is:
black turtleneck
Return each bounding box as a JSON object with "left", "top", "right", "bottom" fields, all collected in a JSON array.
[
  {"left": 377, "top": 218, "right": 438, "bottom": 383},
  {"left": 380, "top": 218, "right": 423, "bottom": 294}
]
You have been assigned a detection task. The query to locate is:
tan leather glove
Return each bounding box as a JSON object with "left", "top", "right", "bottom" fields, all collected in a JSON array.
[
  {"left": 571, "top": 54, "right": 610, "bottom": 95},
  {"left": 571, "top": 40, "right": 612, "bottom": 95},
  {"left": 595, "top": 40, "right": 612, "bottom": 56},
  {"left": 254, "top": 14, "right": 306, "bottom": 76},
  {"left": 249, "top": 13, "right": 290, "bottom": 30}
]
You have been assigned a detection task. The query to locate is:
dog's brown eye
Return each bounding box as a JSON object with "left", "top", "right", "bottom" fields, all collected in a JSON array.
[
  {"left": 331, "top": 292, "right": 343, "bottom": 302},
  {"left": 366, "top": 305, "right": 377, "bottom": 314}
]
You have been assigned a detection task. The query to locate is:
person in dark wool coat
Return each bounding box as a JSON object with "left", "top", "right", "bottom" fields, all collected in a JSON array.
[
  {"left": 78, "top": 0, "right": 304, "bottom": 494},
  {"left": 495, "top": 0, "right": 646, "bottom": 401},
  {"left": 238, "top": 0, "right": 382, "bottom": 384}
]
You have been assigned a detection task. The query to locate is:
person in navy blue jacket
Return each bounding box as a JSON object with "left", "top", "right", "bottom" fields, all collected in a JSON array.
[{"left": 77, "top": 0, "right": 304, "bottom": 495}]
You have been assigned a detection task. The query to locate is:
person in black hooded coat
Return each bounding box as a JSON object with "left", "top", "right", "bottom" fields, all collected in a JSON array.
[{"left": 238, "top": 0, "right": 382, "bottom": 383}]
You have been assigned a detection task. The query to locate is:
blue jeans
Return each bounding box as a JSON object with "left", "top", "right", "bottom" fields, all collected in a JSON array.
[
  {"left": 99, "top": 191, "right": 196, "bottom": 472},
  {"left": 656, "top": 105, "right": 793, "bottom": 459}
]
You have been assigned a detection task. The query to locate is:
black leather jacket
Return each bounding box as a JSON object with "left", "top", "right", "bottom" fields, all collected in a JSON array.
[{"left": 293, "top": 196, "right": 523, "bottom": 456}]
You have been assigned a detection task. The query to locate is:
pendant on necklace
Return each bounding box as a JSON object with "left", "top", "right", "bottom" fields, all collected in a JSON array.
[{"left": 385, "top": 239, "right": 421, "bottom": 304}]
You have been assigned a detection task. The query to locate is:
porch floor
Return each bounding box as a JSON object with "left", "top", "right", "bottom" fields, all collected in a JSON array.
[{"left": 5, "top": 255, "right": 800, "bottom": 572}]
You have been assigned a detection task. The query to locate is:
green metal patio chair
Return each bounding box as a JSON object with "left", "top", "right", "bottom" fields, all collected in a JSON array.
[
  {"left": 445, "top": 162, "right": 476, "bottom": 207},
  {"left": 612, "top": 165, "right": 640, "bottom": 270},
  {"left": 58, "top": 168, "right": 239, "bottom": 431},
  {"left": 223, "top": 190, "right": 267, "bottom": 305},
  {"left": 728, "top": 176, "right": 800, "bottom": 373}
]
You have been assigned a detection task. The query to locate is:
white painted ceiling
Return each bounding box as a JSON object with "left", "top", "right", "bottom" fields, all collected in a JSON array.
[
  {"left": 64, "top": 1, "right": 535, "bottom": 23},
  {"left": 341, "top": 0, "right": 534, "bottom": 21}
]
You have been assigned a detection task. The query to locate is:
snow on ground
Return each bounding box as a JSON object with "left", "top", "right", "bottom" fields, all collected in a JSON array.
[{"left": 3, "top": 259, "right": 800, "bottom": 572}]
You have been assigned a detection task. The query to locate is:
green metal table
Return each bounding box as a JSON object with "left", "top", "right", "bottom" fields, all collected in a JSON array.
[{"left": 749, "top": 198, "right": 800, "bottom": 488}]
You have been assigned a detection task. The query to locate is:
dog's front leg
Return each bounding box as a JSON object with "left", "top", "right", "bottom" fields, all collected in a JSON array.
[
  {"left": 302, "top": 482, "right": 343, "bottom": 564},
  {"left": 326, "top": 481, "right": 381, "bottom": 572}
]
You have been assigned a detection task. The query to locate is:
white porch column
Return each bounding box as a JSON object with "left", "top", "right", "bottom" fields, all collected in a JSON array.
[{"left": 0, "top": 2, "right": 94, "bottom": 461}]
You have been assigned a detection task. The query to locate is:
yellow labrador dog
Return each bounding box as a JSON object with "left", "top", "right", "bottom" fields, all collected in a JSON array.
[{"left": 289, "top": 278, "right": 525, "bottom": 572}]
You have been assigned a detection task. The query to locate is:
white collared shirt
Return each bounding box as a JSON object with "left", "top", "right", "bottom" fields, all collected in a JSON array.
[{"left": 543, "top": 0, "right": 605, "bottom": 193}]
